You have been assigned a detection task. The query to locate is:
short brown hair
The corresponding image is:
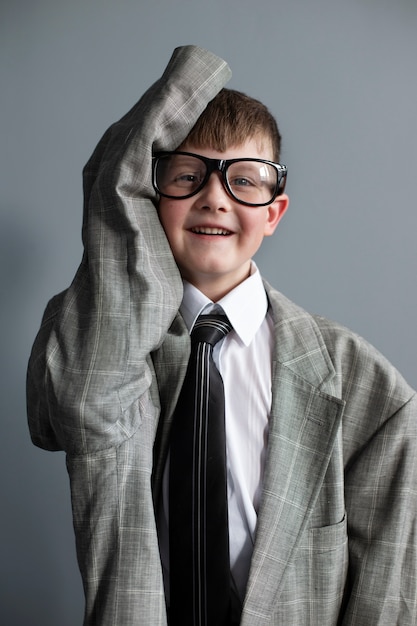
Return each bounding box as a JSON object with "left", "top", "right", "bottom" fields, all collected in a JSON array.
[{"left": 180, "top": 88, "right": 282, "bottom": 162}]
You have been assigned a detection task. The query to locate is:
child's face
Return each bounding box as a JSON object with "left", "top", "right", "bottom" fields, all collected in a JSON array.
[{"left": 157, "top": 137, "right": 289, "bottom": 301}]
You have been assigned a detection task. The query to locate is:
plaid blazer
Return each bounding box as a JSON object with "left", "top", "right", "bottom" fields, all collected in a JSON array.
[
  {"left": 153, "top": 285, "right": 417, "bottom": 626},
  {"left": 27, "top": 46, "right": 417, "bottom": 625}
]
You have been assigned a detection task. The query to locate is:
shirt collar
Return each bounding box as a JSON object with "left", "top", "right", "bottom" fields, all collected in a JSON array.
[{"left": 180, "top": 263, "right": 268, "bottom": 347}]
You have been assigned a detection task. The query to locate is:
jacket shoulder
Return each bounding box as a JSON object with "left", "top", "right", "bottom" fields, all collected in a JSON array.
[{"left": 263, "top": 279, "right": 415, "bottom": 405}]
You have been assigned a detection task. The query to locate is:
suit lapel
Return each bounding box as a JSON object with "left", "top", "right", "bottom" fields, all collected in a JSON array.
[
  {"left": 241, "top": 284, "right": 345, "bottom": 624},
  {"left": 151, "top": 313, "right": 190, "bottom": 496}
]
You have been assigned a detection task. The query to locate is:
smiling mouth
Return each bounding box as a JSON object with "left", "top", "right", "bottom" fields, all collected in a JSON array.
[{"left": 190, "top": 227, "right": 232, "bottom": 236}]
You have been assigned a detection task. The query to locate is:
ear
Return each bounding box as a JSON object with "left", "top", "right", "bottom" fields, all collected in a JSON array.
[{"left": 263, "top": 194, "right": 289, "bottom": 236}]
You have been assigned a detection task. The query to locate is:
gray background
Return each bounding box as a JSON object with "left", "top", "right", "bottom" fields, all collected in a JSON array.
[{"left": 2, "top": 0, "right": 416, "bottom": 624}]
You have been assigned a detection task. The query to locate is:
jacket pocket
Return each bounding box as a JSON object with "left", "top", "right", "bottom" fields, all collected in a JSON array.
[
  {"left": 271, "top": 516, "right": 348, "bottom": 625},
  {"left": 307, "top": 513, "right": 347, "bottom": 552}
]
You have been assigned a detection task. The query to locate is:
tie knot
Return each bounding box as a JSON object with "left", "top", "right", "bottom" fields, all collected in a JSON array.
[{"left": 191, "top": 314, "right": 232, "bottom": 347}]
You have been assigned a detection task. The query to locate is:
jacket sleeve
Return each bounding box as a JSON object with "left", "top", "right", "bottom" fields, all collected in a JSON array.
[
  {"left": 26, "top": 46, "right": 231, "bottom": 455},
  {"left": 328, "top": 328, "right": 417, "bottom": 624},
  {"left": 342, "top": 391, "right": 417, "bottom": 623}
]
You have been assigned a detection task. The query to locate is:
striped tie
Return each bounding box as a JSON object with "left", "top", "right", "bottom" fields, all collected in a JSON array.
[{"left": 169, "top": 314, "right": 233, "bottom": 626}]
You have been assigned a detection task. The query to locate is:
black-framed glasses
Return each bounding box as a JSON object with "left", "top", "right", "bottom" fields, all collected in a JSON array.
[{"left": 152, "top": 151, "right": 287, "bottom": 207}]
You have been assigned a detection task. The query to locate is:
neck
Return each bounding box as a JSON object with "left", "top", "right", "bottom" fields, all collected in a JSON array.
[{"left": 182, "top": 266, "right": 253, "bottom": 302}]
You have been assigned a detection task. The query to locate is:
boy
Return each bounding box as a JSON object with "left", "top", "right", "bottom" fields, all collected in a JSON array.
[{"left": 27, "top": 46, "right": 417, "bottom": 625}]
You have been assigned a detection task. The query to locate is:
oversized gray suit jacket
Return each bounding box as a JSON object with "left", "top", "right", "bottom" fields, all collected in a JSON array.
[{"left": 27, "top": 46, "right": 417, "bottom": 625}]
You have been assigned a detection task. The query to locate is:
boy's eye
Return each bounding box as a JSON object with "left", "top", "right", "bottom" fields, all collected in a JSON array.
[
  {"left": 227, "top": 162, "right": 276, "bottom": 198},
  {"left": 228, "top": 166, "right": 261, "bottom": 192},
  {"left": 174, "top": 171, "right": 203, "bottom": 185},
  {"left": 164, "top": 158, "right": 206, "bottom": 189},
  {"left": 229, "top": 176, "right": 255, "bottom": 188}
]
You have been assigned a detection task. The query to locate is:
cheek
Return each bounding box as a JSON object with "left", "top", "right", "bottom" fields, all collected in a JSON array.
[
  {"left": 157, "top": 207, "right": 168, "bottom": 232},
  {"left": 158, "top": 198, "right": 188, "bottom": 233},
  {"left": 157, "top": 202, "right": 177, "bottom": 239},
  {"left": 241, "top": 213, "right": 268, "bottom": 239}
]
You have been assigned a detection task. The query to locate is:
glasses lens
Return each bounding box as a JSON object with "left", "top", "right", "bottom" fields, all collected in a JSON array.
[
  {"left": 226, "top": 161, "right": 278, "bottom": 205},
  {"left": 155, "top": 154, "right": 207, "bottom": 198}
]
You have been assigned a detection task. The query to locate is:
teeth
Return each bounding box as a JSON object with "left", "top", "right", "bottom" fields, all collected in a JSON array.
[{"left": 191, "top": 227, "right": 231, "bottom": 235}]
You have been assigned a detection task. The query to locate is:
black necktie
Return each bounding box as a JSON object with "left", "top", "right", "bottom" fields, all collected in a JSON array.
[{"left": 169, "top": 313, "right": 233, "bottom": 626}]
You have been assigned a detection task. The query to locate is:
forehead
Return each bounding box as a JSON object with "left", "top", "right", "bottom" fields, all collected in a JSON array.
[{"left": 180, "top": 135, "right": 275, "bottom": 162}]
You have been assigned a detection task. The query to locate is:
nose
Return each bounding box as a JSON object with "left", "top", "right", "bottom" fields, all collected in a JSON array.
[{"left": 195, "top": 172, "right": 232, "bottom": 211}]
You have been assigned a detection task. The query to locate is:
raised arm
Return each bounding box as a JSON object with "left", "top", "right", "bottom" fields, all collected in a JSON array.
[{"left": 26, "top": 45, "right": 232, "bottom": 455}]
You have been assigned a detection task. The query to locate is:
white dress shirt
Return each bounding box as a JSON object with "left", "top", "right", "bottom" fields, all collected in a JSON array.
[{"left": 159, "top": 263, "right": 274, "bottom": 601}]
